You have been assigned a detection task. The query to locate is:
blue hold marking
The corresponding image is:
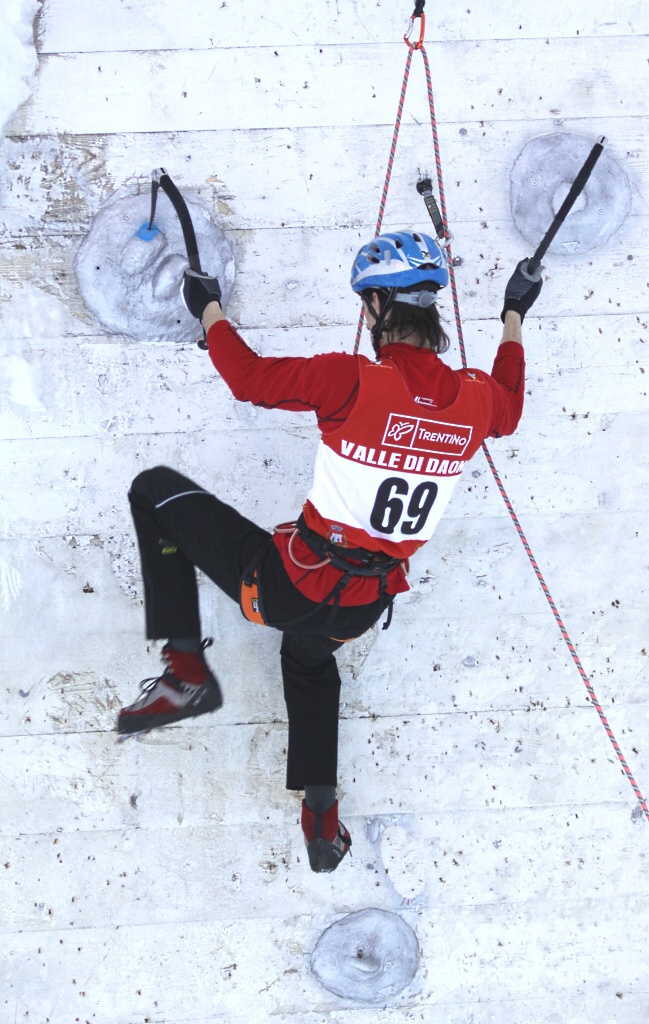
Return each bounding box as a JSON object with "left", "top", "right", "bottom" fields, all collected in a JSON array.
[{"left": 136, "top": 223, "right": 161, "bottom": 242}]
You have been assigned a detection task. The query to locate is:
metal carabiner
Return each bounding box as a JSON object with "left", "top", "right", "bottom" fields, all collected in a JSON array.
[{"left": 404, "top": 12, "right": 425, "bottom": 50}]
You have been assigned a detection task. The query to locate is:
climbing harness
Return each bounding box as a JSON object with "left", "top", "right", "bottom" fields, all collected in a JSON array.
[
  {"left": 361, "top": 1, "right": 649, "bottom": 824},
  {"left": 147, "top": 167, "right": 209, "bottom": 348},
  {"left": 239, "top": 518, "right": 400, "bottom": 632}
]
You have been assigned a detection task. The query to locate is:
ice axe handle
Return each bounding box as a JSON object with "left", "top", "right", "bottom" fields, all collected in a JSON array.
[
  {"left": 526, "top": 136, "right": 606, "bottom": 278},
  {"left": 149, "top": 168, "right": 203, "bottom": 274}
]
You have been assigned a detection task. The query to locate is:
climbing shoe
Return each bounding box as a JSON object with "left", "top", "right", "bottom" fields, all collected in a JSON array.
[
  {"left": 117, "top": 639, "right": 223, "bottom": 735},
  {"left": 301, "top": 799, "right": 352, "bottom": 873}
]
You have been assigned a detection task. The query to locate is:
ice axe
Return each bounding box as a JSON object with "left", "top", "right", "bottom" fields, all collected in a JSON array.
[
  {"left": 147, "top": 168, "right": 209, "bottom": 348},
  {"left": 147, "top": 168, "right": 202, "bottom": 271},
  {"left": 522, "top": 135, "right": 607, "bottom": 279}
]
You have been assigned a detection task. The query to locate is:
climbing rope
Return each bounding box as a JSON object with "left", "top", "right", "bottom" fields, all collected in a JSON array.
[
  {"left": 359, "top": 1, "right": 649, "bottom": 824},
  {"left": 352, "top": 23, "right": 417, "bottom": 354}
]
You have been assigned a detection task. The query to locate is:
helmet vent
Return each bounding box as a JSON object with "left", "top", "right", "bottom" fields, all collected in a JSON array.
[
  {"left": 394, "top": 238, "right": 403, "bottom": 248},
  {"left": 367, "top": 254, "right": 380, "bottom": 264},
  {"left": 412, "top": 233, "right": 422, "bottom": 243},
  {"left": 370, "top": 243, "right": 381, "bottom": 253}
]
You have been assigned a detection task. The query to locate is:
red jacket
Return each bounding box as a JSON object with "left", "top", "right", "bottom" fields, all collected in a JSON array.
[{"left": 207, "top": 321, "right": 525, "bottom": 605}]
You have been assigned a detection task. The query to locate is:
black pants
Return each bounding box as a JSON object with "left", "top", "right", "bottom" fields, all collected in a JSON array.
[{"left": 128, "top": 467, "right": 392, "bottom": 790}]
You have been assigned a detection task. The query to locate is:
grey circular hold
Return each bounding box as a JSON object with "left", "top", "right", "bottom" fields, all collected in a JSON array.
[
  {"left": 75, "top": 191, "right": 235, "bottom": 343},
  {"left": 510, "top": 133, "right": 631, "bottom": 256},
  {"left": 310, "top": 908, "right": 419, "bottom": 1004}
]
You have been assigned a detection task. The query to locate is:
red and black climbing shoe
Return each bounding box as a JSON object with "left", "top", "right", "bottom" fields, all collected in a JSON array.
[
  {"left": 117, "top": 640, "right": 223, "bottom": 736},
  {"left": 301, "top": 800, "right": 352, "bottom": 873}
]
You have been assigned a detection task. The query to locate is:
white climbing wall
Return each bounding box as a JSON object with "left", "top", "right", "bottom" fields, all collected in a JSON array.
[{"left": 2, "top": 1, "right": 649, "bottom": 1021}]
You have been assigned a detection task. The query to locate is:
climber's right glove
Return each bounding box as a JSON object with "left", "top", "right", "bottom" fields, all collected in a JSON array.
[{"left": 501, "top": 259, "right": 543, "bottom": 323}]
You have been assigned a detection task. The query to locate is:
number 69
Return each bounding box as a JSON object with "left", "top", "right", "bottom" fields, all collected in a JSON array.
[{"left": 369, "top": 477, "right": 438, "bottom": 535}]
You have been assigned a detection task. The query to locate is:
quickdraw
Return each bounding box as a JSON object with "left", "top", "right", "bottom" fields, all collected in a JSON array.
[{"left": 416, "top": 176, "right": 453, "bottom": 248}]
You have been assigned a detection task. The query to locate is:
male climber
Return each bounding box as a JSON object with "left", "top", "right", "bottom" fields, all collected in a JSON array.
[{"left": 117, "top": 231, "right": 542, "bottom": 872}]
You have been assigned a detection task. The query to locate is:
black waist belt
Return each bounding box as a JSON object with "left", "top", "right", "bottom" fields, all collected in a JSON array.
[{"left": 296, "top": 514, "right": 402, "bottom": 578}]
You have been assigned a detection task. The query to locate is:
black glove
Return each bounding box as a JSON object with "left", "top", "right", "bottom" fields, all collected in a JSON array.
[
  {"left": 501, "top": 259, "right": 543, "bottom": 323},
  {"left": 181, "top": 269, "right": 222, "bottom": 321}
]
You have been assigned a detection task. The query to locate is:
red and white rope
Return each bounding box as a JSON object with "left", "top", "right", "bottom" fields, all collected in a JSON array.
[{"left": 353, "top": 47, "right": 414, "bottom": 355}]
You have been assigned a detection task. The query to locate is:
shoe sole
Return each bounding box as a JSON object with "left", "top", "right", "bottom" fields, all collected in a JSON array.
[{"left": 117, "top": 681, "right": 223, "bottom": 735}]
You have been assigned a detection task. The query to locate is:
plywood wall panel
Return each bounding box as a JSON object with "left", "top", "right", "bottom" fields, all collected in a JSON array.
[
  {"left": 36, "top": 0, "right": 649, "bottom": 54},
  {"left": 11, "top": 38, "right": 648, "bottom": 137},
  {"left": 1, "top": 427, "right": 317, "bottom": 539},
  {"left": 1, "top": 217, "right": 646, "bottom": 334},
  {"left": 0, "top": 705, "right": 636, "bottom": 838},
  {"left": 5, "top": 888, "right": 649, "bottom": 1022},
  {"left": 4, "top": 805, "right": 647, "bottom": 936},
  {"left": 2, "top": 314, "right": 646, "bottom": 445},
  {"left": 1, "top": 118, "right": 645, "bottom": 237},
  {"left": 2, "top": 422, "right": 643, "bottom": 546}
]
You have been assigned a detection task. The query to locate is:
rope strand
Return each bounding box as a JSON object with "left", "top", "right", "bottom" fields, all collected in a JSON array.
[
  {"left": 481, "top": 445, "right": 649, "bottom": 820},
  {"left": 354, "top": 47, "right": 413, "bottom": 355}
]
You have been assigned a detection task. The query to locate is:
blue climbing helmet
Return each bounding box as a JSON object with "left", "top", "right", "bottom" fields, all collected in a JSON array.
[{"left": 350, "top": 231, "right": 449, "bottom": 299}]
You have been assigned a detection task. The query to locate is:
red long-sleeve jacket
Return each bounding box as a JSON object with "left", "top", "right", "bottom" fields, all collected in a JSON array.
[{"left": 206, "top": 320, "right": 525, "bottom": 604}]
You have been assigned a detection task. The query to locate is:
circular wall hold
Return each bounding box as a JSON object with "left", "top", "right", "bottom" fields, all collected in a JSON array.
[
  {"left": 310, "top": 908, "right": 419, "bottom": 1004},
  {"left": 75, "top": 191, "right": 235, "bottom": 343},
  {"left": 510, "top": 133, "right": 631, "bottom": 256}
]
